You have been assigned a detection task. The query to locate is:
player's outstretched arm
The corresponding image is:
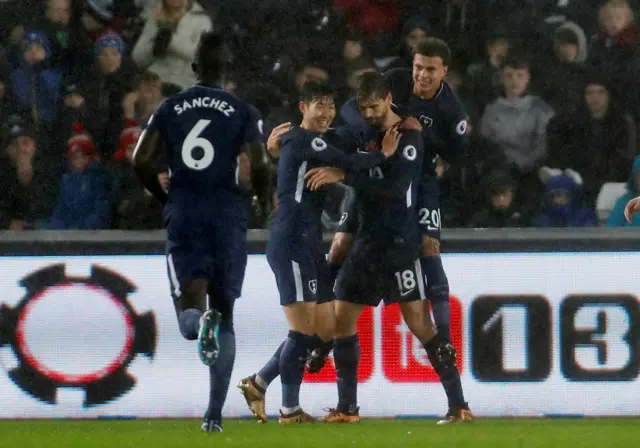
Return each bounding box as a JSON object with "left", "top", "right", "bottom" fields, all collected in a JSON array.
[
  {"left": 131, "top": 128, "right": 168, "bottom": 205},
  {"left": 624, "top": 196, "right": 640, "bottom": 222},
  {"left": 308, "top": 134, "right": 393, "bottom": 172}
]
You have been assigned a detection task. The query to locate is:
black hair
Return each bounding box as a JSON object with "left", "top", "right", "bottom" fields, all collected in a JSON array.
[
  {"left": 355, "top": 71, "right": 390, "bottom": 102},
  {"left": 501, "top": 53, "right": 531, "bottom": 71},
  {"left": 299, "top": 81, "right": 334, "bottom": 103},
  {"left": 414, "top": 37, "right": 451, "bottom": 67},
  {"left": 192, "top": 31, "right": 227, "bottom": 83}
]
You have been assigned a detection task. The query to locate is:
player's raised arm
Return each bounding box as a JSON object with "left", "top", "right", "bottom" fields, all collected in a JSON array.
[
  {"left": 345, "top": 128, "right": 422, "bottom": 200},
  {"left": 132, "top": 109, "right": 168, "bottom": 205}
]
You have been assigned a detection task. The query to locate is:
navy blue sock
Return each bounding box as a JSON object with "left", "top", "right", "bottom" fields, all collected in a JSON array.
[
  {"left": 436, "top": 364, "right": 467, "bottom": 410},
  {"left": 206, "top": 321, "right": 236, "bottom": 422},
  {"left": 334, "top": 335, "right": 359, "bottom": 411},
  {"left": 257, "top": 340, "right": 285, "bottom": 388},
  {"left": 422, "top": 255, "right": 451, "bottom": 340},
  {"left": 178, "top": 308, "right": 202, "bottom": 340},
  {"left": 279, "top": 331, "right": 315, "bottom": 409}
]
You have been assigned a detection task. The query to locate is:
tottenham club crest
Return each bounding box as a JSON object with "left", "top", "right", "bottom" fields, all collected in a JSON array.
[
  {"left": 0, "top": 264, "right": 157, "bottom": 407},
  {"left": 309, "top": 280, "right": 318, "bottom": 295},
  {"left": 419, "top": 115, "right": 433, "bottom": 128}
]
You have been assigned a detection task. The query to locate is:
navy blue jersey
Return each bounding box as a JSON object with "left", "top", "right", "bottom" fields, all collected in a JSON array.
[
  {"left": 341, "top": 125, "right": 424, "bottom": 242},
  {"left": 340, "top": 69, "right": 468, "bottom": 177},
  {"left": 146, "top": 84, "right": 263, "bottom": 213},
  {"left": 271, "top": 126, "right": 387, "bottom": 245},
  {"left": 385, "top": 68, "right": 468, "bottom": 174}
]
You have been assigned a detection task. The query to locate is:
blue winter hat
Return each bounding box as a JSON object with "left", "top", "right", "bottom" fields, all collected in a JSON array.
[
  {"left": 95, "top": 31, "right": 125, "bottom": 56},
  {"left": 22, "top": 30, "right": 51, "bottom": 59}
]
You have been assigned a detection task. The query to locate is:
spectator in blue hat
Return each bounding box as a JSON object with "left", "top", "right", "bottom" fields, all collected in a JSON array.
[
  {"left": 9, "top": 30, "right": 62, "bottom": 128},
  {"left": 68, "top": 30, "right": 138, "bottom": 159}
]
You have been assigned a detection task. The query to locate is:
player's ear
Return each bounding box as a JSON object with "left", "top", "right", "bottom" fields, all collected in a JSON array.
[
  {"left": 298, "top": 101, "right": 307, "bottom": 116},
  {"left": 443, "top": 65, "right": 449, "bottom": 77}
]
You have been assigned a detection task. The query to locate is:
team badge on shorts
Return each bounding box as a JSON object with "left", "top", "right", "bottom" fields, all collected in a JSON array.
[{"left": 309, "top": 279, "right": 318, "bottom": 295}]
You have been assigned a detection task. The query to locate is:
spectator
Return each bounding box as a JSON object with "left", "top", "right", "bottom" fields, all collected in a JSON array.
[
  {"left": 535, "top": 23, "right": 589, "bottom": 114},
  {"left": 607, "top": 155, "right": 640, "bottom": 227},
  {"left": 465, "top": 31, "right": 509, "bottom": 115},
  {"left": 79, "top": 31, "right": 138, "bottom": 158},
  {"left": 31, "top": 0, "right": 76, "bottom": 72},
  {"left": 467, "top": 171, "right": 530, "bottom": 228},
  {"left": 110, "top": 119, "right": 164, "bottom": 229},
  {"left": 333, "top": 0, "right": 401, "bottom": 39},
  {"left": 546, "top": 75, "right": 637, "bottom": 205},
  {"left": 264, "top": 56, "right": 330, "bottom": 133},
  {"left": 588, "top": 0, "right": 640, "bottom": 117},
  {"left": 0, "top": 120, "right": 38, "bottom": 230},
  {"left": 132, "top": 0, "right": 213, "bottom": 90},
  {"left": 533, "top": 168, "right": 598, "bottom": 228},
  {"left": 10, "top": 30, "right": 62, "bottom": 129},
  {"left": 480, "top": 54, "right": 554, "bottom": 205},
  {"left": 38, "top": 123, "right": 111, "bottom": 229},
  {"left": 122, "top": 71, "right": 165, "bottom": 125}
]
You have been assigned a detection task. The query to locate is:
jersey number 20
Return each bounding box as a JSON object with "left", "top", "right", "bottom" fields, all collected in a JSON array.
[{"left": 182, "top": 119, "right": 214, "bottom": 170}]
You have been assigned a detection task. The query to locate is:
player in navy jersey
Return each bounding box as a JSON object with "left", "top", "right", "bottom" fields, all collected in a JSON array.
[
  {"left": 237, "top": 81, "right": 399, "bottom": 424},
  {"left": 131, "top": 32, "right": 270, "bottom": 433},
  {"left": 303, "top": 72, "right": 456, "bottom": 423},
  {"left": 324, "top": 38, "right": 472, "bottom": 424}
]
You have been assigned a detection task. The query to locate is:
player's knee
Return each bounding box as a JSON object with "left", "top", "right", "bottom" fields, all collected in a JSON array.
[
  {"left": 180, "top": 279, "right": 208, "bottom": 311},
  {"left": 421, "top": 235, "right": 440, "bottom": 257},
  {"left": 333, "top": 309, "right": 358, "bottom": 338}
]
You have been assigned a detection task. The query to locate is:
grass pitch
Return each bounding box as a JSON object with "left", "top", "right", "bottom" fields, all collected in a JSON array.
[{"left": 0, "top": 418, "right": 638, "bottom": 448}]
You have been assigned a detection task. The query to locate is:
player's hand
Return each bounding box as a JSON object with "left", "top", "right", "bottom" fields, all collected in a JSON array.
[
  {"left": 381, "top": 125, "right": 401, "bottom": 158},
  {"left": 267, "top": 122, "right": 291, "bottom": 158},
  {"left": 123, "top": 92, "right": 139, "bottom": 118},
  {"left": 305, "top": 167, "right": 345, "bottom": 191},
  {"left": 157, "top": 172, "right": 169, "bottom": 191},
  {"left": 624, "top": 196, "right": 640, "bottom": 222}
]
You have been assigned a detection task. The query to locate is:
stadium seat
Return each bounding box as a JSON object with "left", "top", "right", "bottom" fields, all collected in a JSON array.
[{"left": 596, "top": 182, "right": 627, "bottom": 223}]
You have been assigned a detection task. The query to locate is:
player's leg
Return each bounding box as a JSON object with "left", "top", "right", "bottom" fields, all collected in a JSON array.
[
  {"left": 202, "top": 225, "right": 246, "bottom": 433},
  {"left": 418, "top": 188, "right": 471, "bottom": 422},
  {"left": 202, "top": 290, "right": 236, "bottom": 433},
  {"left": 240, "top": 254, "right": 317, "bottom": 424},
  {"left": 422, "top": 235, "right": 451, "bottom": 339},
  {"left": 307, "top": 231, "right": 354, "bottom": 373},
  {"left": 278, "top": 300, "right": 318, "bottom": 423},
  {"left": 421, "top": 240, "right": 471, "bottom": 422},
  {"left": 321, "top": 242, "right": 374, "bottom": 423},
  {"left": 167, "top": 245, "right": 221, "bottom": 365}
]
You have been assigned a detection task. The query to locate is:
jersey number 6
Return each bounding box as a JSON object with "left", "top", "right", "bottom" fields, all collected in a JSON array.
[{"left": 182, "top": 119, "right": 214, "bottom": 170}]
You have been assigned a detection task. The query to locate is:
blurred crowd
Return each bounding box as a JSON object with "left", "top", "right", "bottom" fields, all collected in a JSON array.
[{"left": 1, "top": 0, "right": 640, "bottom": 231}]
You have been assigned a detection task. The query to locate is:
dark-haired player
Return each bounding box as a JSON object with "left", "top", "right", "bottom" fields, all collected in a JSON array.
[
  {"left": 327, "top": 37, "right": 472, "bottom": 424},
  {"left": 304, "top": 72, "right": 455, "bottom": 423},
  {"left": 132, "top": 31, "right": 270, "bottom": 433},
  {"left": 237, "top": 81, "right": 400, "bottom": 424}
]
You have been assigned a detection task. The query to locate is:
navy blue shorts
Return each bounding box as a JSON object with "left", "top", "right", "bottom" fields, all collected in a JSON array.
[
  {"left": 267, "top": 241, "right": 330, "bottom": 306},
  {"left": 165, "top": 211, "right": 247, "bottom": 303},
  {"left": 417, "top": 178, "right": 442, "bottom": 241},
  {"left": 335, "top": 235, "right": 425, "bottom": 306}
]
